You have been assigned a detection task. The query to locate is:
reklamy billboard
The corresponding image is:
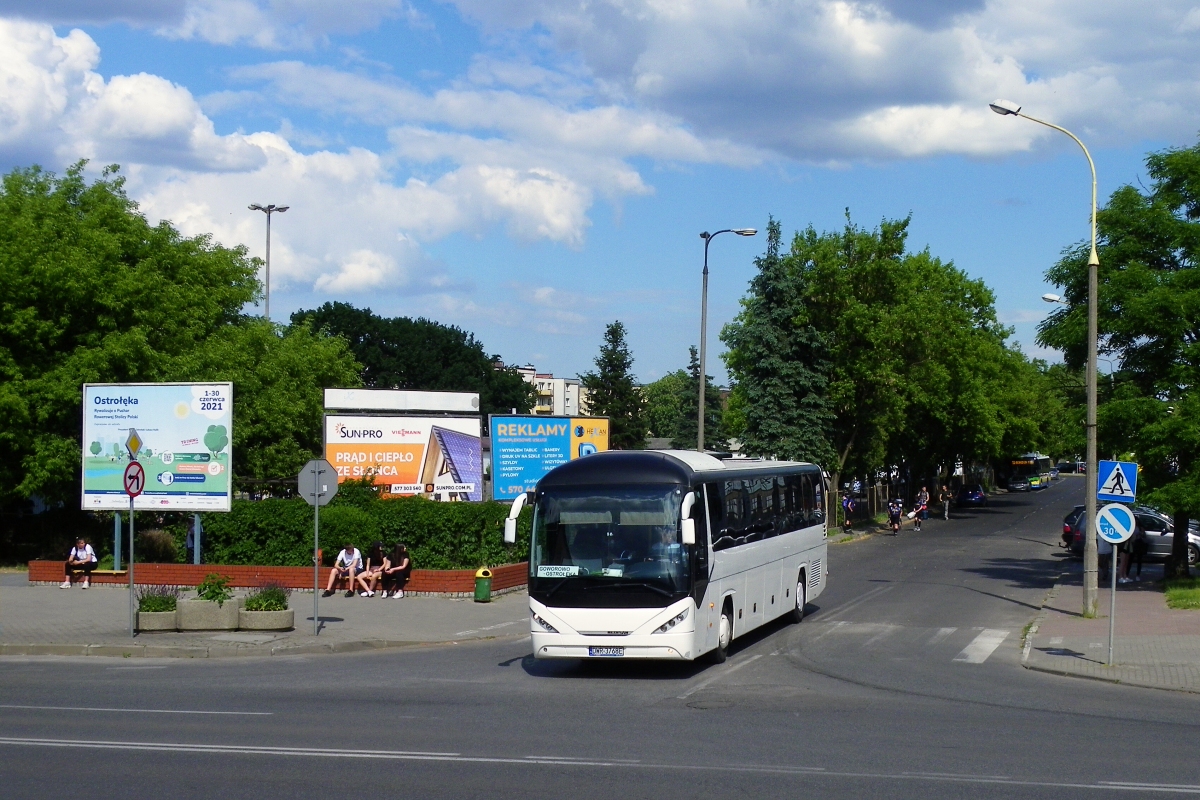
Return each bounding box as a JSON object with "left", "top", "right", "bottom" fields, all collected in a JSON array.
[
  {"left": 489, "top": 415, "right": 609, "bottom": 497},
  {"left": 324, "top": 415, "right": 482, "bottom": 502},
  {"left": 82, "top": 383, "right": 233, "bottom": 511}
]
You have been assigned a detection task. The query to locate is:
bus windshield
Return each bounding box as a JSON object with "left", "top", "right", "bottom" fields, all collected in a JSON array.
[{"left": 530, "top": 485, "right": 689, "bottom": 605}]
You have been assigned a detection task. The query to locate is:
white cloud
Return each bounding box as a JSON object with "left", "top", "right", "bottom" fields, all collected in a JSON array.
[{"left": 448, "top": 0, "right": 1200, "bottom": 159}]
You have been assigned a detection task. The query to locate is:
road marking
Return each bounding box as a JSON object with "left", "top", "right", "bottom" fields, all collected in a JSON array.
[
  {"left": 926, "top": 628, "right": 957, "bottom": 646},
  {"left": 452, "top": 619, "right": 526, "bottom": 637},
  {"left": 819, "top": 584, "right": 895, "bottom": 622},
  {"left": 861, "top": 624, "right": 900, "bottom": 648},
  {"left": 0, "top": 705, "right": 271, "bottom": 716},
  {"left": 0, "top": 737, "right": 1194, "bottom": 793},
  {"left": 1049, "top": 637, "right": 1063, "bottom": 645},
  {"left": 677, "top": 654, "right": 762, "bottom": 699},
  {"left": 806, "top": 621, "right": 848, "bottom": 643},
  {"left": 952, "top": 629, "right": 1009, "bottom": 664}
]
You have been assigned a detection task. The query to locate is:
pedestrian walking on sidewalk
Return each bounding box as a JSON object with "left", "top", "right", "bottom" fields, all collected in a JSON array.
[
  {"left": 939, "top": 484, "right": 952, "bottom": 520},
  {"left": 913, "top": 487, "right": 929, "bottom": 532},
  {"left": 841, "top": 493, "right": 855, "bottom": 533},
  {"left": 887, "top": 497, "right": 904, "bottom": 535}
]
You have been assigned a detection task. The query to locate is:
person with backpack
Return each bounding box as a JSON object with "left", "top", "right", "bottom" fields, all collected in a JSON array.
[{"left": 841, "top": 493, "right": 855, "bottom": 533}]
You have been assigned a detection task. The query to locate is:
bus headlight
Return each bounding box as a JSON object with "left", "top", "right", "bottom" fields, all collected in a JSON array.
[
  {"left": 654, "top": 607, "right": 689, "bottom": 634},
  {"left": 532, "top": 611, "right": 559, "bottom": 634}
]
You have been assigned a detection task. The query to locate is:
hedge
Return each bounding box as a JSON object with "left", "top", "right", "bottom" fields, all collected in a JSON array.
[{"left": 185, "top": 490, "right": 532, "bottom": 570}]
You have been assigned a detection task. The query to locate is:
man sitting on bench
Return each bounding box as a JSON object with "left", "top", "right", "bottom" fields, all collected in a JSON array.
[{"left": 322, "top": 542, "right": 363, "bottom": 597}]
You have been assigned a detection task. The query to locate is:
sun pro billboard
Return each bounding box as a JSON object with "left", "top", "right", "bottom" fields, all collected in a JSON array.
[
  {"left": 489, "top": 415, "right": 610, "bottom": 498},
  {"left": 324, "top": 416, "right": 482, "bottom": 501},
  {"left": 82, "top": 383, "right": 233, "bottom": 511}
]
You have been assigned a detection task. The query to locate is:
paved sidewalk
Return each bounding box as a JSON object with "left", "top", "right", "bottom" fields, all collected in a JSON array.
[
  {"left": 1024, "top": 564, "right": 1200, "bottom": 693},
  {"left": 0, "top": 579, "right": 531, "bottom": 658}
]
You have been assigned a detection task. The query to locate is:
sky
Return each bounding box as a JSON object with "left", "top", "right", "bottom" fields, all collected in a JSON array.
[{"left": 2, "top": 1, "right": 1198, "bottom": 385}]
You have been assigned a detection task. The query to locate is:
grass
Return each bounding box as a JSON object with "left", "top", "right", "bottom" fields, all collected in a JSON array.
[
  {"left": 0, "top": 565, "right": 29, "bottom": 573},
  {"left": 1165, "top": 578, "right": 1200, "bottom": 610}
]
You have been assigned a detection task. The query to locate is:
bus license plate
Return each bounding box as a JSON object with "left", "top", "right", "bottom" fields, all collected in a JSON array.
[{"left": 589, "top": 646, "right": 624, "bottom": 657}]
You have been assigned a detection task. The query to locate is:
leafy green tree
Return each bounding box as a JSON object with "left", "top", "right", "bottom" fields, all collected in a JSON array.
[
  {"left": 1039, "top": 138, "right": 1200, "bottom": 575},
  {"left": 292, "top": 302, "right": 534, "bottom": 421},
  {"left": 89, "top": 441, "right": 101, "bottom": 456},
  {"left": 580, "top": 321, "right": 647, "bottom": 449},
  {"left": 204, "top": 425, "right": 229, "bottom": 456},
  {"left": 642, "top": 370, "right": 688, "bottom": 439},
  {"left": 723, "top": 217, "right": 833, "bottom": 464},
  {"left": 0, "top": 163, "right": 258, "bottom": 505},
  {"left": 672, "top": 346, "right": 727, "bottom": 451},
  {"left": 173, "top": 319, "right": 362, "bottom": 484}
]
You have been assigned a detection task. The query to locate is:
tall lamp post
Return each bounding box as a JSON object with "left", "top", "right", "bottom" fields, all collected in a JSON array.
[
  {"left": 249, "top": 203, "right": 289, "bottom": 321},
  {"left": 992, "top": 99, "right": 1100, "bottom": 617},
  {"left": 698, "top": 228, "right": 756, "bottom": 452}
]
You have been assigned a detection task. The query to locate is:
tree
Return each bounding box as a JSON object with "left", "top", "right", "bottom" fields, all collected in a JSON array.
[
  {"left": 642, "top": 370, "right": 688, "bottom": 439},
  {"left": 1039, "top": 137, "right": 1200, "bottom": 576},
  {"left": 292, "top": 302, "right": 534, "bottom": 421},
  {"left": 204, "top": 425, "right": 229, "bottom": 457},
  {"left": 580, "top": 321, "right": 647, "bottom": 449},
  {"left": 723, "top": 217, "right": 833, "bottom": 464},
  {"left": 89, "top": 441, "right": 101, "bottom": 457},
  {"left": 0, "top": 163, "right": 259, "bottom": 505},
  {"left": 672, "top": 346, "right": 727, "bottom": 451}
]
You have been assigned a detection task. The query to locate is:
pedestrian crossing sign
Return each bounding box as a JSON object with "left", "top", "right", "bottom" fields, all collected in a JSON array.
[{"left": 1097, "top": 460, "right": 1137, "bottom": 503}]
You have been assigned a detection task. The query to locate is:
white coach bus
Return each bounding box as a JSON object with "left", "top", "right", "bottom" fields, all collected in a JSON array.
[{"left": 502, "top": 450, "right": 828, "bottom": 662}]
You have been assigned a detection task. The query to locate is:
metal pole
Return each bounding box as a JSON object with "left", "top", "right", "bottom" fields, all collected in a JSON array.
[
  {"left": 128, "top": 496, "right": 135, "bottom": 637},
  {"left": 193, "top": 513, "right": 202, "bottom": 565},
  {"left": 314, "top": 474, "right": 319, "bottom": 638},
  {"left": 1108, "top": 546, "right": 1117, "bottom": 665},
  {"left": 113, "top": 512, "right": 121, "bottom": 571},
  {"left": 698, "top": 236, "right": 711, "bottom": 453},
  {"left": 1015, "top": 112, "right": 1100, "bottom": 617},
  {"left": 265, "top": 210, "right": 271, "bottom": 322}
]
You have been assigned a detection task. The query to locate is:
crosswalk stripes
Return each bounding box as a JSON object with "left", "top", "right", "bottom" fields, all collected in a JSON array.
[{"left": 803, "top": 622, "right": 1011, "bottom": 665}]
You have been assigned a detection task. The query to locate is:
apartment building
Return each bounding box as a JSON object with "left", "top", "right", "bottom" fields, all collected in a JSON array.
[{"left": 496, "top": 360, "right": 590, "bottom": 416}]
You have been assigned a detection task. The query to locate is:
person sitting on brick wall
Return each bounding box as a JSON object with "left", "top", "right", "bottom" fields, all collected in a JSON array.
[
  {"left": 322, "top": 542, "right": 363, "bottom": 598},
  {"left": 381, "top": 543, "right": 411, "bottom": 599},
  {"left": 61, "top": 538, "right": 97, "bottom": 589}
]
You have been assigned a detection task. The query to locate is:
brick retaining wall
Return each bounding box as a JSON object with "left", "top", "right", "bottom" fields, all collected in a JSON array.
[{"left": 29, "top": 560, "right": 528, "bottom": 595}]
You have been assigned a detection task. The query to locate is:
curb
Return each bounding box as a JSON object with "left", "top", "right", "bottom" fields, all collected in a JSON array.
[
  {"left": 1021, "top": 575, "right": 1064, "bottom": 664},
  {"left": 0, "top": 632, "right": 530, "bottom": 660}
]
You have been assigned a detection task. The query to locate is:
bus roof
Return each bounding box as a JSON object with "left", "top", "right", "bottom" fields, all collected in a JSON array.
[{"left": 537, "top": 449, "right": 819, "bottom": 490}]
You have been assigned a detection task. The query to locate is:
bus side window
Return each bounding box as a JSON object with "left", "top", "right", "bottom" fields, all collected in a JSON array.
[
  {"left": 812, "top": 470, "right": 825, "bottom": 523},
  {"left": 783, "top": 474, "right": 800, "bottom": 531},
  {"left": 801, "top": 474, "right": 815, "bottom": 525}
]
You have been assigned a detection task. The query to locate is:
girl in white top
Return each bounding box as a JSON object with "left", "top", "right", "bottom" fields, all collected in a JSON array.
[{"left": 62, "top": 538, "right": 97, "bottom": 589}]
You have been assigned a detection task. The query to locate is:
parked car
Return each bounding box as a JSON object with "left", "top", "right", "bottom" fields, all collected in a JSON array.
[
  {"left": 1056, "top": 461, "right": 1077, "bottom": 474},
  {"left": 1049, "top": 467, "right": 1059, "bottom": 481},
  {"left": 956, "top": 484, "right": 988, "bottom": 507},
  {"left": 1062, "top": 504, "right": 1085, "bottom": 548},
  {"left": 1068, "top": 506, "right": 1200, "bottom": 566},
  {"left": 1006, "top": 476, "right": 1031, "bottom": 492},
  {"left": 1077, "top": 461, "right": 1087, "bottom": 474}
]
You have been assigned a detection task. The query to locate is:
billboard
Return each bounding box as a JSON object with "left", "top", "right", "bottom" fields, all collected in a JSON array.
[
  {"left": 490, "top": 415, "right": 609, "bottom": 497},
  {"left": 324, "top": 415, "right": 482, "bottom": 501},
  {"left": 82, "top": 383, "right": 233, "bottom": 511}
]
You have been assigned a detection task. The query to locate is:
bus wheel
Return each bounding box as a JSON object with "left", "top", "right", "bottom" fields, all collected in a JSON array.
[
  {"left": 712, "top": 607, "right": 732, "bottom": 663},
  {"left": 791, "top": 575, "right": 806, "bottom": 624}
]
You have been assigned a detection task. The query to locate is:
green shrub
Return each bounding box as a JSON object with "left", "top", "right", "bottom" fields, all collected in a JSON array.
[
  {"left": 244, "top": 584, "right": 290, "bottom": 611},
  {"left": 194, "top": 494, "right": 532, "bottom": 570},
  {"left": 196, "top": 573, "right": 234, "bottom": 606},
  {"left": 136, "top": 529, "right": 178, "bottom": 563},
  {"left": 137, "top": 585, "right": 179, "bottom": 612}
]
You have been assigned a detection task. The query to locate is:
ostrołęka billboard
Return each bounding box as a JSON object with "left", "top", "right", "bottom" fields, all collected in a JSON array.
[{"left": 82, "top": 383, "right": 233, "bottom": 511}]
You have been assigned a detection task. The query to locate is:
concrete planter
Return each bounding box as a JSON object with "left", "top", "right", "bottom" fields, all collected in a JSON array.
[
  {"left": 136, "top": 610, "right": 178, "bottom": 632},
  {"left": 238, "top": 609, "right": 294, "bottom": 631},
  {"left": 177, "top": 598, "right": 240, "bottom": 631}
]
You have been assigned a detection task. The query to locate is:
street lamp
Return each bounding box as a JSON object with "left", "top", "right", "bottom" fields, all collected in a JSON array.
[
  {"left": 698, "top": 228, "right": 756, "bottom": 452},
  {"left": 249, "top": 203, "right": 289, "bottom": 321},
  {"left": 994, "top": 99, "right": 1101, "bottom": 617},
  {"left": 1042, "top": 293, "right": 1068, "bottom": 305}
]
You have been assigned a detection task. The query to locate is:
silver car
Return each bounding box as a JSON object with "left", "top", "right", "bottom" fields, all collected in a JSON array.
[{"left": 1069, "top": 506, "right": 1200, "bottom": 566}]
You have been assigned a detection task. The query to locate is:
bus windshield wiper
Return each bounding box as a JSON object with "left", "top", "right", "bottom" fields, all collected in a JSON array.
[
  {"left": 544, "top": 577, "right": 572, "bottom": 599},
  {"left": 583, "top": 581, "right": 673, "bottom": 598}
]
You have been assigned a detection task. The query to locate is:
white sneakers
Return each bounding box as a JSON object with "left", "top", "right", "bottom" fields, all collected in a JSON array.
[
  {"left": 59, "top": 580, "right": 70, "bottom": 589},
  {"left": 81, "top": 581, "right": 89, "bottom": 589},
  {"left": 360, "top": 590, "right": 376, "bottom": 597},
  {"left": 394, "top": 590, "right": 404, "bottom": 599}
]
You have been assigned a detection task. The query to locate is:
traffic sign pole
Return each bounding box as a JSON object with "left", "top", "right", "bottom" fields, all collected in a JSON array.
[
  {"left": 129, "top": 493, "right": 135, "bottom": 637},
  {"left": 1097, "top": 502, "right": 1136, "bottom": 666},
  {"left": 297, "top": 459, "right": 338, "bottom": 637},
  {"left": 123, "top": 457, "right": 145, "bottom": 638}
]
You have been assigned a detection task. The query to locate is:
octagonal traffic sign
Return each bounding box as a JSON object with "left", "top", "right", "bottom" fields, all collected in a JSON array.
[{"left": 1097, "top": 502, "right": 1136, "bottom": 545}]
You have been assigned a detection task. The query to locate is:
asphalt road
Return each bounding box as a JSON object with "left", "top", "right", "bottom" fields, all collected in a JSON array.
[{"left": 3, "top": 478, "right": 1199, "bottom": 799}]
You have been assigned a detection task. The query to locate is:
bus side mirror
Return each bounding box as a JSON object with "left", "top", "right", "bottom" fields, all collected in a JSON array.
[
  {"left": 504, "top": 493, "right": 528, "bottom": 545},
  {"left": 681, "top": 491, "right": 697, "bottom": 545}
]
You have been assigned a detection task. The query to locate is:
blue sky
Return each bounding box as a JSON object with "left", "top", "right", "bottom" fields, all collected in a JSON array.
[{"left": 2, "top": 1, "right": 1197, "bottom": 383}]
